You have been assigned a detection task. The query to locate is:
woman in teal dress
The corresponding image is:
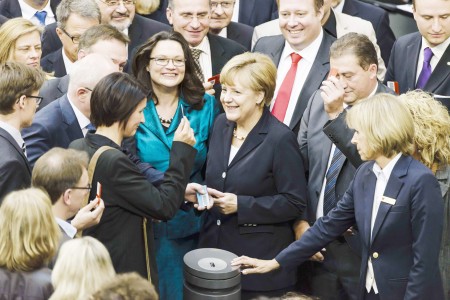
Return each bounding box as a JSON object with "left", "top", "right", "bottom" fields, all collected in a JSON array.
[{"left": 132, "top": 31, "right": 219, "bottom": 300}]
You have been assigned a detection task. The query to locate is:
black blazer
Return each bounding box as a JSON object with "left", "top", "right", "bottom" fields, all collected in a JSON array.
[
  {"left": 226, "top": 21, "right": 254, "bottom": 51},
  {"left": 342, "top": 0, "right": 395, "bottom": 66},
  {"left": 69, "top": 133, "right": 196, "bottom": 287},
  {"left": 0, "top": 14, "right": 8, "bottom": 26},
  {"left": 0, "top": 0, "right": 60, "bottom": 18},
  {"left": 199, "top": 109, "right": 307, "bottom": 292},
  {"left": 41, "top": 48, "right": 67, "bottom": 77},
  {"left": 238, "top": 0, "right": 278, "bottom": 27},
  {"left": 41, "top": 23, "right": 60, "bottom": 58},
  {"left": 253, "top": 31, "right": 335, "bottom": 134},
  {"left": 0, "top": 128, "right": 31, "bottom": 203}
]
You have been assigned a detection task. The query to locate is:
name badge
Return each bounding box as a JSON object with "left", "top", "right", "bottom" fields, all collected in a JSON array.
[{"left": 381, "top": 196, "right": 396, "bottom": 205}]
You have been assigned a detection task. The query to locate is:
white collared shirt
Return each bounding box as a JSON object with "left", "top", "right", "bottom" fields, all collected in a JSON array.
[
  {"left": 334, "top": 0, "right": 345, "bottom": 13},
  {"left": 218, "top": 27, "right": 228, "bottom": 39},
  {"left": 190, "top": 36, "right": 213, "bottom": 81},
  {"left": 67, "top": 94, "right": 91, "bottom": 136},
  {"left": 62, "top": 49, "right": 75, "bottom": 75},
  {"left": 416, "top": 36, "right": 450, "bottom": 84},
  {"left": 17, "top": 0, "right": 55, "bottom": 26},
  {"left": 365, "top": 152, "right": 403, "bottom": 294},
  {"left": 55, "top": 217, "right": 77, "bottom": 238},
  {"left": 271, "top": 30, "right": 324, "bottom": 126},
  {"left": 231, "top": 0, "right": 240, "bottom": 22},
  {"left": 0, "top": 120, "right": 25, "bottom": 152}
]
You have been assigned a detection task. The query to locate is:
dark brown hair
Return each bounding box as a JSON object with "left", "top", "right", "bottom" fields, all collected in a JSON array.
[
  {"left": 132, "top": 31, "right": 205, "bottom": 110},
  {"left": 330, "top": 32, "right": 378, "bottom": 70}
]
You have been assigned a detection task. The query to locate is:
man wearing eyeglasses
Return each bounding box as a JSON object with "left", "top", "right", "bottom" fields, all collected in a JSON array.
[
  {"left": 209, "top": 0, "right": 254, "bottom": 50},
  {"left": 0, "top": 62, "right": 46, "bottom": 203},
  {"left": 41, "top": 0, "right": 101, "bottom": 77}
]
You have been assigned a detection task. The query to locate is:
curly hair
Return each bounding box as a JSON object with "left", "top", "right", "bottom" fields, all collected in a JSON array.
[{"left": 398, "top": 90, "right": 450, "bottom": 169}]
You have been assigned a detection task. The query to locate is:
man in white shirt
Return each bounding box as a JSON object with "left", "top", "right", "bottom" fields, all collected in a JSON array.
[
  {"left": 0, "top": 0, "right": 59, "bottom": 25},
  {"left": 0, "top": 62, "right": 45, "bottom": 203},
  {"left": 23, "top": 53, "right": 116, "bottom": 167}
]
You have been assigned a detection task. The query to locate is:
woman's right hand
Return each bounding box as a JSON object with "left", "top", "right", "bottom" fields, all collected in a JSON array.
[{"left": 174, "top": 117, "right": 196, "bottom": 146}]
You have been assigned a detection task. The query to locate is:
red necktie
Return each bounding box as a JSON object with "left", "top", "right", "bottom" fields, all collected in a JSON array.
[{"left": 271, "top": 53, "right": 302, "bottom": 122}]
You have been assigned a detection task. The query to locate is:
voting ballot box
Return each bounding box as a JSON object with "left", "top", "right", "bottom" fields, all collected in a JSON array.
[{"left": 183, "top": 248, "right": 241, "bottom": 300}]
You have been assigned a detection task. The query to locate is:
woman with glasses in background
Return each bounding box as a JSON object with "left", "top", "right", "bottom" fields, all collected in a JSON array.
[{"left": 132, "top": 31, "right": 219, "bottom": 300}]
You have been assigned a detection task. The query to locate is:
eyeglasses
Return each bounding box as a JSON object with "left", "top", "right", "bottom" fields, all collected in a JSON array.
[
  {"left": 60, "top": 28, "right": 81, "bottom": 44},
  {"left": 98, "top": 0, "right": 135, "bottom": 7},
  {"left": 25, "top": 95, "right": 43, "bottom": 105},
  {"left": 150, "top": 57, "right": 186, "bottom": 67},
  {"left": 211, "top": 1, "right": 235, "bottom": 9},
  {"left": 84, "top": 87, "right": 93, "bottom": 92},
  {"left": 71, "top": 183, "right": 92, "bottom": 191}
]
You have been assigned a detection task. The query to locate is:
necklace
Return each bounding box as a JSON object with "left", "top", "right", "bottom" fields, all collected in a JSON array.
[
  {"left": 158, "top": 115, "right": 173, "bottom": 124},
  {"left": 233, "top": 128, "right": 246, "bottom": 140}
]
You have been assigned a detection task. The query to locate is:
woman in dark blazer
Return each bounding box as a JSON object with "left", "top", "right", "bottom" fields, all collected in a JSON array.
[
  {"left": 69, "top": 72, "right": 197, "bottom": 289},
  {"left": 199, "top": 52, "right": 307, "bottom": 298},
  {"left": 233, "top": 94, "right": 445, "bottom": 300}
]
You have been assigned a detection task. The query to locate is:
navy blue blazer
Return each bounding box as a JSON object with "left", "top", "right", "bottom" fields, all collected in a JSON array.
[
  {"left": 41, "top": 48, "right": 67, "bottom": 77},
  {"left": 342, "top": 0, "right": 395, "bottom": 66},
  {"left": 22, "top": 94, "right": 83, "bottom": 168},
  {"left": 276, "top": 155, "right": 444, "bottom": 300},
  {"left": 226, "top": 21, "right": 254, "bottom": 51},
  {"left": 0, "top": 128, "right": 31, "bottom": 203},
  {"left": 238, "top": 0, "right": 278, "bottom": 27},
  {"left": 38, "top": 74, "right": 69, "bottom": 110},
  {"left": 200, "top": 109, "right": 307, "bottom": 292}
]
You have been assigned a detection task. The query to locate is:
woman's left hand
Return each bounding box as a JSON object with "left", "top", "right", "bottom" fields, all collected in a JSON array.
[{"left": 208, "top": 188, "right": 238, "bottom": 214}]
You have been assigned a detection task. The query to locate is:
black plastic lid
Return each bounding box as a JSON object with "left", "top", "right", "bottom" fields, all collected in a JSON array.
[{"left": 184, "top": 248, "right": 240, "bottom": 280}]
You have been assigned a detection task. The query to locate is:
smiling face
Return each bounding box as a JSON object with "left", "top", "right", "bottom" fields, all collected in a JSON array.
[
  {"left": 97, "top": 0, "right": 135, "bottom": 31},
  {"left": 11, "top": 31, "right": 42, "bottom": 68},
  {"left": 209, "top": 0, "right": 235, "bottom": 33},
  {"left": 122, "top": 98, "right": 146, "bottom": 137},
  {"left": 278, "top": 0, "right": 323, "bottom": 51},
  {"left": 167, "top": 0, "right": 210, "bottom": 47},
  {"left": 148, "top": 40, "right": 186, "bottom": 91},
  {"left": 413, "top": 0, "right": 450, "bottom": 47}
]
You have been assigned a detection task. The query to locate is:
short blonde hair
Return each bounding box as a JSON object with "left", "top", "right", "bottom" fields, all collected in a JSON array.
[
  {"left": 346, "top": 93, "right": 415, "bottom": 159},
  {"left": 0, "top": 188, "right": 60, "bottom": 272},
  {"left": 51, "top": 237, "right": 116, "bottom": 300},
  {"left": 220, "top": 52, "right": 277, "bottom": 106},
  {"left": 398, "top": 90, "right": 450, "bottom": 168},
  {"left": 0, "top": 18, "right": 42, "bottom": 64}
]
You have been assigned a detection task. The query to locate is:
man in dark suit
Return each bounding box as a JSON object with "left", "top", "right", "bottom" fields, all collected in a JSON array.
[
  {"left": 385, "top": 0, "right": 450, "bottom": 99},
  {"left": 237, "top": 0, "right": 278, "bottom": 27},
  {"left": 0, "top": 0, "right": 60, "bottom": 25},
  {"left": 39, "top": 24, "right": 128, "bottom": 109},
  {"left": 0, "top": 14, "right": 8, "bottom": 25},
  {"left": 24, "top": 54, "right": 116, "bottom": 167},
  {"left": 208, "top": 0, "right": 253, "bottom": 50},
  {"left": 234, "top": 94, "right": 445, "bottom": 300},
  {"left": 0, "top": 62, "right": 45, "bottom": 203},
  {"left": 297, "top": 33, "right": 394, "bottom": 300},
  {"left": 335, "top": 0, "right": 396, "bottom": 67},
  {"left": 166, "top": 0, "right": 246, "bottom": 108},
  {"left": 253, "top": 0, "right": 335, "bottom": 134},
  {"left": 40, "top": 0, "right": 101, "bottom": 77}
]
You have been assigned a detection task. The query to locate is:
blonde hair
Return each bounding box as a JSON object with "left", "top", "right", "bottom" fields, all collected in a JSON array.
[
  {"left": 0, "top": 188, "right": 60, "bottom": 272},
  {"left": 51, "top": 237, "right": 116, "bottom": 300},
  {"left": 220, "top": 52, "right": 277, "bottom": 106},
  {"left": 136, "top": 0, "right": 160, "bottom": 14},
  {"left": 346, "top": 93, "right": 415, "bottom": 159},
  {"left": 0, "top": 18, "right": 42, "bottom": 64},
  {"left": 398, "top": 90, "right": 450, "bottom": 168}
]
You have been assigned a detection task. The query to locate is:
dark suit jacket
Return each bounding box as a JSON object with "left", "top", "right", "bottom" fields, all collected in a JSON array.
[
  {"left": 238, "top": 0, "right": 278, "bottom": 27},
  {"left": 276, "top": 155, "right": 444, "bottom": 300},
  {"left": 38, "top": 74, "right": 69, "bottom": 110},
  {"left": 253, "top": 31, "right": 335, "bottom": 133},
  {"left": 69, "top": 133, "right": 196, "bottom": 289},
  {"left": 22, "top": 94, "right": 84, "bottom": 168},
  {"left": 140, "top": 0, "right": 169, "bottom": 24},
  {"left": 323, "top": 82, "right": 395, "bottom": 169},
  {"left": 0, "top": 128, "right": 31, "bottom": 203},
  {"left": 0, "top": 14, "right": 8, "bottom": 26},
  {"left": 0, "top": 0, "right": 60, "bottom": 18},
  {"left": 41, "top": 48, "right": 67, "bottom": 77},
  {"left": 342, "top": 0, "right": 395, "bottom": 66},
  {"left": 385, "top": 32, "right": 450, "bottom": 104},
  {"left": 199, "top": 109, "right": 307, "bottom": 291},
  {"left": 208, "top": 33, "right": 246, "bottom": 109},
  {"left": 41, "top": 23, "right": 61, "bottom": 59},
  {"left": 226, "top": 21, "right": 254, "bottom": 51}
]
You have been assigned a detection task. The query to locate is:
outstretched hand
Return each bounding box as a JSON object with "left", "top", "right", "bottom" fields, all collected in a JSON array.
[{"left": 231, "top": 256, "right": 280, "bottom": 275}]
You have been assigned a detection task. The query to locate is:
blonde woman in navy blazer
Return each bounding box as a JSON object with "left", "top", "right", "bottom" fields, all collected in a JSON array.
[
  {"left": 200, "top": 52, "right": 307, "bottom": 298},
  {"left": 233, "top": 94, "right": 445, "bottom": 300}
]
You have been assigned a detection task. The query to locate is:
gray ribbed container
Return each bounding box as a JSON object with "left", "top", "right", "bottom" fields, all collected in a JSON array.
[{"left": 183, "top": 248, "right": 241, "bottom": 300}]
